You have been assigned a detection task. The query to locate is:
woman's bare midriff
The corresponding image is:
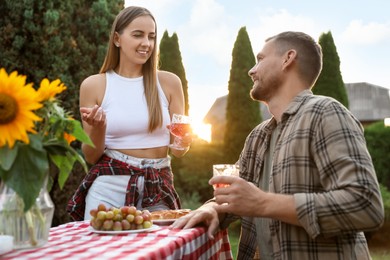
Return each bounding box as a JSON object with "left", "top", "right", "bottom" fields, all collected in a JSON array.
[{"left": 116, "top": 146, "right": 169, "bottom": 159}]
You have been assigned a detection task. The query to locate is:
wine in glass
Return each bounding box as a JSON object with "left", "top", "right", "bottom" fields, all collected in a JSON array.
[
  {"left": 169, "top": 114, "right": 191, "bottom": 150},
  {"left": 212, "top": 164, "right": 240, "bottom": 189}
]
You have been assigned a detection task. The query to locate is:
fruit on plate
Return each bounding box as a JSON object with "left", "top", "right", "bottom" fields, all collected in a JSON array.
[
  {"left": 89, "top": 204, "right": 153, "bottom": 231},
  {"left": 151, "top": 209, "right": 191, "bottom": 220}
]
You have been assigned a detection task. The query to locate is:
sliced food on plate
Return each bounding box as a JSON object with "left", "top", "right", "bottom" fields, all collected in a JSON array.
[{"left": 151, "top": 209, "right": 191, "bottom": 225}]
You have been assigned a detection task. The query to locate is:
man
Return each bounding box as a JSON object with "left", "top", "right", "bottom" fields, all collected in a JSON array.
[{"left": 171, "top": 31, "right": 384, "bottom": 259}]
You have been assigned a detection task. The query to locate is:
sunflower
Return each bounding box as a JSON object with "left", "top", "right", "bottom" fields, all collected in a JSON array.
[
  {"left": 63, "top": 132, "right": 76, "bottom": 144},
  {"left": 37, "top": 78, "right": 67, "bottom": 102},
  {"left": 63, "top": 117, "right": 77, "bottom": 144},
  {"left": 0, "top": 68, "right": 42, "bottom": 148}
]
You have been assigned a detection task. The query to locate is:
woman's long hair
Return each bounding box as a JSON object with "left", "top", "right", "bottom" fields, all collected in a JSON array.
[{"left": 100, "top": 6, "right": 161, "bottom": 132}]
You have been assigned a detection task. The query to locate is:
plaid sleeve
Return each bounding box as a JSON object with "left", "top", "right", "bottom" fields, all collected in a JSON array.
[
  {"left": 295, "top": 98, "right": 384, "bottom": 238},
  {"left": 142, "top": 166, "right": 181, "bottom": 210},
  {"left": 66, "top": 160, "right": 104, "bottom": 221},
  {"left": 67, "top": 155, "right": 132, "bottom": 221}
]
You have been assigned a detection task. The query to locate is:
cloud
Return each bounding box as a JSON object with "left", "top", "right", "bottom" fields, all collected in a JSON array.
[
  {"left": 247, "top": 9, "right": 319, "bottom": 50},
  {"left": 188, "top": 83, "right": 228, "bottom": 121},
  {"left": 126, "top": 0, "right": 178, "bottom": 13},
  {"left": 341, "top": 20, "right": 390, "bottom": 45},
  {"left": 125, "top": 0, "right": 183, "bottom": 24},
  {"left": 177, "top": 0, "right": 236, "bottom": 66},
  {"left": 260, "top": 9, "right": 317, "bottom": 33}
]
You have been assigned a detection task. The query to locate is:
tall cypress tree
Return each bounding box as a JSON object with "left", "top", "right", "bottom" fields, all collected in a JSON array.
[
  {"left": 159, "top": 30, "right": 189, "bottom": 115},
  {"left": 224, "top": 27, "right": 261, "bottom": 163},
  {"left": 312, "top": 31, "right": 349, "bottom": 108}
]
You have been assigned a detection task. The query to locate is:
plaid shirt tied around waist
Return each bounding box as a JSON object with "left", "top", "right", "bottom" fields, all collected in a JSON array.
[{"left": 67, "top": 155, "right": 181, "bottom": 221}]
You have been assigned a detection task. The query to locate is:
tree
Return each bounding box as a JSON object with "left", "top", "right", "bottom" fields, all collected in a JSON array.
[
  {"left": 312, "top": 31, "right": 349, "bottom": 108},
  {"left": 159, "top": 30, "right": 189, "bottom": 115},
  {"left": 0, "top": 0, "right": 123, "bottom": 226},
  {"left": 365, "top": 121, "right": 390, "bottom": 190},
  {"left": 0, "top": 0, "right": 122, "bottom": 117},
  {"left": 223, "top": 27, "right": 261, "bottom": 163}
]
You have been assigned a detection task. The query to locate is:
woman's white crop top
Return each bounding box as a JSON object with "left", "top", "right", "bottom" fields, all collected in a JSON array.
[{"left": 101, "top": 70, "right": 170, "bottom": 149}]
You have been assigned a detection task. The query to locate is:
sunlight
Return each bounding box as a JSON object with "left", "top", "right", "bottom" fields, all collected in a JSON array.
[
  {"left": 189, "top": 97, "right": 214, "bottom": 143},
  {"left": 191, "top": 120, "right": 211, "bottom": 143},
  {"left": 385, "top": 118, "right": 390, "bottom": 127}
]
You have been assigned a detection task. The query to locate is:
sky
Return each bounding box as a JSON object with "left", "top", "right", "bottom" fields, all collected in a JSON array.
[{"left": 125, "top": 0, "right": 390, "bottom": 141}]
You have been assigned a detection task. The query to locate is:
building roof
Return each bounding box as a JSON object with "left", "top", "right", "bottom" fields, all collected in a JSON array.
[
  {"left": 204, "top": 82, "right": 390, "bottom": 125},
  {"left": 203, "top": 96, "right": 271, "bottom": 125},
  {"left": 345, "top": 82, "right": 390, "bottom": 121},
  {"left": 203, "top": 96, "right": 226, "bottom": 124}
]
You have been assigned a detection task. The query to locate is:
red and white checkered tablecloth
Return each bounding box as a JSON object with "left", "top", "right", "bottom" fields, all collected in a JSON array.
[{"left": 1, "top": 221, "right": 233, "bottom": 260}]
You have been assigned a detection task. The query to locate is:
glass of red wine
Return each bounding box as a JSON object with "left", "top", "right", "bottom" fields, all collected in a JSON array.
[
  {"left": 212, "top": 164, "right": 240, "bottom": 189},
  {"left": 169, "top": 114, "right": 191, "bottom": 150}
]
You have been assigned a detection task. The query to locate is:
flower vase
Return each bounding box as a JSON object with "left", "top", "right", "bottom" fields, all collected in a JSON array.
[{"left": 0, "top": 179, "right": 54, "bottom": 249}]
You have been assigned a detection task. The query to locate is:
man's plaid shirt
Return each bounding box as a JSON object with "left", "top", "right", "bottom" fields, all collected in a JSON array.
[{"left": 221, "top": 90, "right": 384, "bottom": 260}]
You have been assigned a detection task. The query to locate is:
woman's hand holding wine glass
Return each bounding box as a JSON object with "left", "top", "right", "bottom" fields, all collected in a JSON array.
[{"left": 168, "top": 114, "right": 192, "bottom": 150}]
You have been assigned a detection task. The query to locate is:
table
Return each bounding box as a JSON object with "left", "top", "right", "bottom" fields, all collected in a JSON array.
[{"left": 1, "top": 221, "right": 233, "bottom": 259}]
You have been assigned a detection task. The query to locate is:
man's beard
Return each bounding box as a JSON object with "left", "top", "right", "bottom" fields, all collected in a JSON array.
[{"left": 250, "top": 74, "right": 281, "bottom": 102}]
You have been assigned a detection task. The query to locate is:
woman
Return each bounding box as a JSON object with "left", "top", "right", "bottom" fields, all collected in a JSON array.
[{"left": 67, "top": 6, "right": 191, "bottom": 221}]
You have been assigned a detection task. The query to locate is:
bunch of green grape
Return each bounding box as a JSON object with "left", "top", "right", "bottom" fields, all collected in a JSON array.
[{"left": 90, "top": 203, "right": 153, "bottom": 231}]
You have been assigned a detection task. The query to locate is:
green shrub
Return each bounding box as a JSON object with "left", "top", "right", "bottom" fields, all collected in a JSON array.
[
  {"left": 364, "top": 121, "right": 390, "bottom": 189},
  {"left": 380, "top": 184, "right": 390, "bottom": 221},
  {"left": 177, "top": 191, "right": 202, "bottom": 210},
  {"left": 172, "top": 140, "right": 227, "bottom": 204}
]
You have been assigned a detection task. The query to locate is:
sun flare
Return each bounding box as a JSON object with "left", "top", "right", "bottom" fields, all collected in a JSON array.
[{"left": 190, "top": 119, "right": 211, "bottom": 143}]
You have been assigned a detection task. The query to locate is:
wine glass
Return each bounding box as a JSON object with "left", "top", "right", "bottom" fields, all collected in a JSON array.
[
  {"left": 212, "top": 164, "right": 240, "bottom": 189},
  {"left": 168, "top": 114, "right": 191, "bottom": 150}
]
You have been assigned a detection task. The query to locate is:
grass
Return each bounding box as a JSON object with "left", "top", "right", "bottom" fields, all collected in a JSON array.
[
  {"left": 227, "top": 227, "right": 390, "bottom": 260},
  {"left": 228, "top": 228, "right": 239, "bottom": 259},
  {"left": 371, "top": 249, "right": 390, "bottom": 260}
]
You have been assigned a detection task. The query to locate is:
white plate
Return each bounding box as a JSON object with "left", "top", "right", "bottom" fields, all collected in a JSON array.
[
  {"left": 152, "top": 219, "right": 176, "bottom": 225},
  {"left": 88, "top": 224, "right": 160, "bottom": 234}
]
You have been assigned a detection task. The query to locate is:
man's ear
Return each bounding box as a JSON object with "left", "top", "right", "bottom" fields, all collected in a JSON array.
[{"left": 282, "top": 49, "right": 297, "bottom": 70}]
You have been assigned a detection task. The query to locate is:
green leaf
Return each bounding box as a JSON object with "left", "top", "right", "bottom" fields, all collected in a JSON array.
[
  {"left": 0, "top": 143, "right": 19, "bottom": 171},
  {"left": 50, "top": 153, "right": 74, "bottom": 189},
  {"left": 72, "top": 148, "right": 89, "bottom": 173},
  {"left": 45, "top": 141, "right": 89, "bottom": 188},
  {"left": 44, "top": 139, "right": 68, "bottom": 156},
  {"left": 70, "top": 120, "right": 94, "bottom": 147},
  {"left": 3, "top": 142, "right": 49, "bottom": 212}
]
